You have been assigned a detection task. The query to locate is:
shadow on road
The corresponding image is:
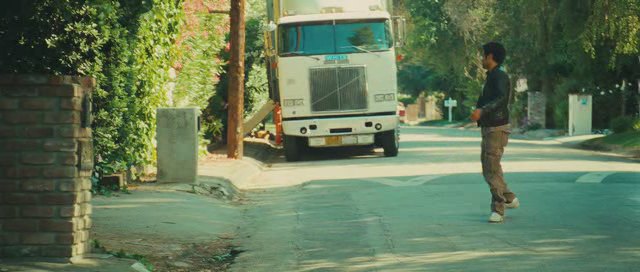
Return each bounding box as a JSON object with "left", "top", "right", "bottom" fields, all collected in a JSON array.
[{"left": 237, "top": 171, "right": 640, "bottom": 271}]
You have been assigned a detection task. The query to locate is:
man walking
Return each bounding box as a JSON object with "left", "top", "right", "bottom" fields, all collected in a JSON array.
[{"left": 470, "top": 42, "right": 519, "bottom": 223}]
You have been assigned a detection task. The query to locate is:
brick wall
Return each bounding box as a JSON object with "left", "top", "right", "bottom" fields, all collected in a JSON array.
[
  {"left": 0, "top": 75, "right": 94, "bottom": 259},
  {"left": 527, "top": 91, "right": 547, "bottom": 128}
]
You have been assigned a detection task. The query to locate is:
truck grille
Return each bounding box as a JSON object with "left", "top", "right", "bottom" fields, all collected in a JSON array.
[{"left": 309, "top": 66, "right": 368, "bottom": 112}]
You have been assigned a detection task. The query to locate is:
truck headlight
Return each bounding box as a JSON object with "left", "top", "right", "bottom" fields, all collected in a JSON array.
[
  {"left": 375, "top": 93, "right": 395, "bottom": 102},
  {"left": 283, "top": 99, "right": 304, "bottom": 107}
]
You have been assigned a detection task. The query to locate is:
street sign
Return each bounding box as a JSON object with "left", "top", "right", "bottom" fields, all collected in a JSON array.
[
  {"left": 444, "top": 98, "right": 457, "bottom": 122},
  {"left": 444, "top": 99, "right": 458, "bottom": 107}
]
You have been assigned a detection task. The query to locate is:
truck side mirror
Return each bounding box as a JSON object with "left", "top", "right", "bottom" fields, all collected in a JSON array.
[
  {"left": 392, "top": 16, "right": 406, "bottom": 48},
  {"left": 264, "top": 21, "right": 277, "bottom": 32}
]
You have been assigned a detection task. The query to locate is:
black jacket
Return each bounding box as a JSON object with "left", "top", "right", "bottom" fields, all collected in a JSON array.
[{"left": 476, "top": 67, "right": 511, "bottom": 127}]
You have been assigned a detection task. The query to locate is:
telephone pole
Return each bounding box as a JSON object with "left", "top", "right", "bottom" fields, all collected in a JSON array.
[{"left": 227, "top": 0, "right": 246, "bottom": 159}]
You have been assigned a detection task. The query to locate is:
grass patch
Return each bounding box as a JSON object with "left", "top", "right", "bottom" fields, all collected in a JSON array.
[
  {"left": 417, "top": 120, "right": 467, "bottom": 127},
  {"left": 91, "top": 184, "right": 131, "bottom": 197},
  {"left": 92, "top": 239, "right": 154, "bottom": 271},
  {"left": 584, "top": 131, "right": 640, "bottom": 148},
  {"left": 114, "top": 249, "right": 154, "bottom": 271},
  {"left": 582, "top": 131, "right": 640, "bottom": 158}
]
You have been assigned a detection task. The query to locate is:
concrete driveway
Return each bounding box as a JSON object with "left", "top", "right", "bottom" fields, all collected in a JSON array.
[{"left": 230, "top": 126, "right": 640, "bottom": 272}]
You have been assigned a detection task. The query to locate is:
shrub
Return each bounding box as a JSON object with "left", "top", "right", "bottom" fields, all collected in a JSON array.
[
  {"left": 525, "top": 122, "right": 543, "bottom": 131},
  {"left": 610, "top": 116, "right": 640, "bottom": 133},
  {"left": 398, "top": 96, "right": 415, "bottom": 106}
]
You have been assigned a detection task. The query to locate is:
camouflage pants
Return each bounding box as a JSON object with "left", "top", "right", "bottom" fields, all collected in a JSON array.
[{"left": 481, "top": 127, "right": 516, "bottom": 215}]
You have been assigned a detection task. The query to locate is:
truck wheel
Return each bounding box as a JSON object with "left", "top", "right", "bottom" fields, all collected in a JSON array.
[
  {"left": 284, "top": 135, "right": 301, "bottom": 162},
  {"left": 381, "top": 129, "right": 399, "bottom": 157}
]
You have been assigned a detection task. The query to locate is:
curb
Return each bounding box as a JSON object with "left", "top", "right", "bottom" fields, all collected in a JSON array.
[{"left": 197, "top": 139, "right": 277, "bottom": 192}]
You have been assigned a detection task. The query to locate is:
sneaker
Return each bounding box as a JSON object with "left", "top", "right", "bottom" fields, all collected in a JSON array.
[
  {"left": 488, "top": 212, "right": 504, "bottom": 223},
  {"left": 505, "top": 198, "right": 520, "bottom": 209}
]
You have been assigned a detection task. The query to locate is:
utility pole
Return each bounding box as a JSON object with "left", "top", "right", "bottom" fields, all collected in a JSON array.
[{"left": 227, "top": 0, "right": 246, "bottom": 159}]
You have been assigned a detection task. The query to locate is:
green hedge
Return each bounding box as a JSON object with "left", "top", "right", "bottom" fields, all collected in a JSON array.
[{"left": 0, "top": 0, "right": 182, "bottom": 177}]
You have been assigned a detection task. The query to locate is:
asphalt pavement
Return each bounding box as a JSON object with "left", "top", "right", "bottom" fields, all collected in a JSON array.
[{"left": 231, "top": 126, "right": 640, "bottom": 272}]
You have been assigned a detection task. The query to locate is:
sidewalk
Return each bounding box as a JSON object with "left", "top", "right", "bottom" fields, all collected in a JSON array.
[
  {"left": 0, "top": 256, "right": 142, "bottom": 272},
  {"left": 1, "top": 143, "right": 270, "bottom": 272},
  {"left": 2, "top": 185, "right": 244, "bottom": 272}
]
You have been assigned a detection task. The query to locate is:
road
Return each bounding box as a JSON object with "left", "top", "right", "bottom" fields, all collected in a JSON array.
[{"left": 230, "top": 126, "right": 640, "bottom": 272}]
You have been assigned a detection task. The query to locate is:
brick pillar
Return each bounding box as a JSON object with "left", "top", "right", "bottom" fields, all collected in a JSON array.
[
  {"left": 0, "top": 75, "right": 94, "bottom": 260},
  {"left": 527, "top": 91, "right": 547, "bottom": 128}
]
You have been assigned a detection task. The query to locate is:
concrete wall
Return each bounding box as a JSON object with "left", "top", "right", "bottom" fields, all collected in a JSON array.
[
  {"left": 0, "top": 75, "right": 94, "bottom": 259},
  {"left": 568, "top": 94, "right": 593, "bottom": 136},
  {"left": 157, "top": 108, "right": 199, "bottom": 183},
  {"left": 406, "top": 104, "right": 419, "bottom": 122},
  {"left": 424, "top": 96, "right": 441, "bottom": 122}
]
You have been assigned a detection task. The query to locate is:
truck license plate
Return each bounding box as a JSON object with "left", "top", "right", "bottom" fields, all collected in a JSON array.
[{"left": 325, "top": 136, "right": 341, "bottom": 145}]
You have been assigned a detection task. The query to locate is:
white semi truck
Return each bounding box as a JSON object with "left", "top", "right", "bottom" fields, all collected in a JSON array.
[{"left": 264, "top": 0, "right": 405, "bottom": 161}]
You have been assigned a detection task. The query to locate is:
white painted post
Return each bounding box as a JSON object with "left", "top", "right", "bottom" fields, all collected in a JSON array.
[
  {"left": 444, "top": 98, "right": 457, "bottom": 122},
  {"left": 448, "top": 100, "right": 453, "bottom": 122}
]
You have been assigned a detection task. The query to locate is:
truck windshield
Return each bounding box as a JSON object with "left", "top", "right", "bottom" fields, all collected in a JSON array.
[{"left": 279, "top": 20, "right": 392, "bottom": 56}]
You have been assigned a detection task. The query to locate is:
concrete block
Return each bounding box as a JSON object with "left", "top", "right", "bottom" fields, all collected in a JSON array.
[
  {"left": 99, "top": 173, "right": 125, "bottom": 189},
  {"left": 156, "top": 108, "right": 199, "bottom": 183}
]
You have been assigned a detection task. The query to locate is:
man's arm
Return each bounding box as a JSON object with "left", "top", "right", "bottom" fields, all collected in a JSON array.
[{"left": 480, "top": 72, "right": 509, "bottom": 114}]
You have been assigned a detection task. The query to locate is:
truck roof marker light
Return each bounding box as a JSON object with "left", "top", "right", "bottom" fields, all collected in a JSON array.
[
  {"left": 271, "top": 61, "right": 278, "bottom": 69},
  {"left": 321, "top": 7, "right": 344, "bottom": 14}
]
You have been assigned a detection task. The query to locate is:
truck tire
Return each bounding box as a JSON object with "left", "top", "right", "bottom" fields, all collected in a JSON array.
[
  {"left": 381, "top": 129, "right": 399, "bottom": 157},
  {"left": 284, "top": 135, "right": 301, "bottom": 162}
]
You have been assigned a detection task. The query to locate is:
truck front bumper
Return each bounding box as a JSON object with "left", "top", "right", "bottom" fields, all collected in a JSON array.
[{"left": 282, "top": 114, "right": 398, "bottom": 146}]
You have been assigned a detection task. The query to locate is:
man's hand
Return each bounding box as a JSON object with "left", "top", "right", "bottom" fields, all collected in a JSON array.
[{"left": 470, "top": 109, "right": 483, "bottom": 121}]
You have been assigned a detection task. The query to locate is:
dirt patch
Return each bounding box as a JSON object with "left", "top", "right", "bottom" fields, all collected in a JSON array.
[
  {"left": 92, "top": 232, "right": 241, "bottom": 272},
  {"left": 122, "top": 176, "right": 244, "bottom": 203},
  {"left": 206, "top": 138, "right": 281, "bottom": 165},
  {"left": 153, "top": 242, "right": 244, "bottom": 272}
]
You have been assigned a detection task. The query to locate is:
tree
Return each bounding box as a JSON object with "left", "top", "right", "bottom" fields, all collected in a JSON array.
[
  {"left": 405, "top": 0, "right": 498, "bottom": 119},
  {"left": 202, "top": 0, "right": 268, "bottom": 144},
  {"left": 405, "top": 0, "right": 639, "bottom": 128}
]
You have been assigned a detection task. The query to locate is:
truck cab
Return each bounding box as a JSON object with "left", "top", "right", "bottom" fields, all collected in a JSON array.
[{"left": 265, "top": 0, "right": 405, "bottom": 161}]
